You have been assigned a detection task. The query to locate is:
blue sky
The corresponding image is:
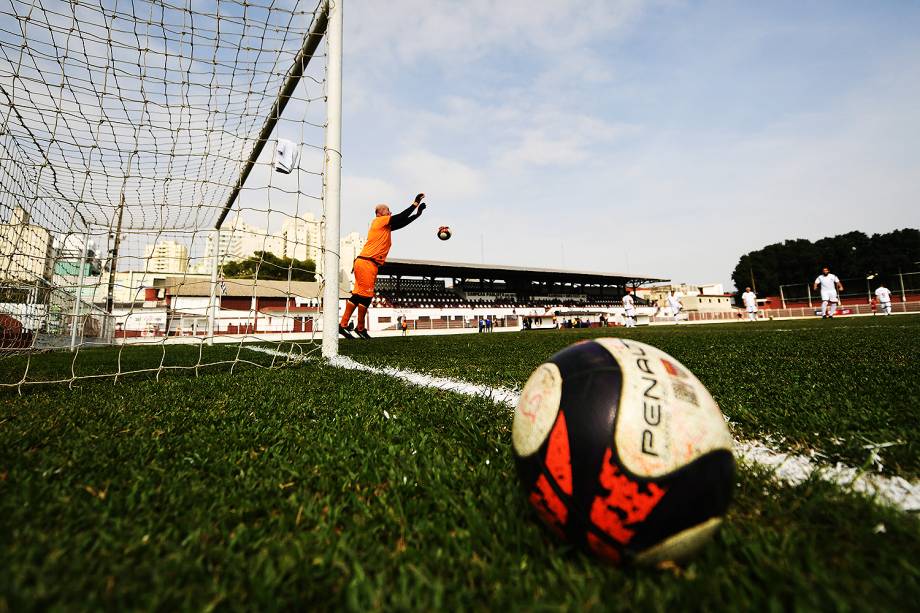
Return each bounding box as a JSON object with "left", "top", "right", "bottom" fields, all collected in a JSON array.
[{"left": 337, "top": 0, "right": 919, "bottom": 288}]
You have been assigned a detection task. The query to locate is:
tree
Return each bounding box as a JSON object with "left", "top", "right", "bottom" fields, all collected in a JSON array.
[
  {"left": 731, "top": 228, "right": 920, "bottom": 296},
  {"left": 221, "top": 251, "right": 316, "bottom": 282}
]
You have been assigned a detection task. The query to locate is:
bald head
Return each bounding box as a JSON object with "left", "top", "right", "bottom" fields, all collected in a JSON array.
[{"left": 375, "top": 204, "right": 391, "bottom": 217}]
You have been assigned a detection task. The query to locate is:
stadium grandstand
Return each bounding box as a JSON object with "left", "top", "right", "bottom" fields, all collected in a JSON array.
[
  {"left": 74, "top": 259, "right": 667, "bottom": 340},
  {"left": 367, "top": 258, "right": 667, "bottom": 333}
]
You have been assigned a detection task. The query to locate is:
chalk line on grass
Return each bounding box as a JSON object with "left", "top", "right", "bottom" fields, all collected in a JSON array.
[
  {"left": 734, "top": 440, "right": 918, "bottom": 511},
  {"left": 244, "top": 345, "right": 919, "bottom": 512},
  {"left": 741, "top": 325, "right": 918, "bottom": 332}
]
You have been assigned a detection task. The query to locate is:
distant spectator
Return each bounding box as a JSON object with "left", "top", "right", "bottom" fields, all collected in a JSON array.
[
  {"left": 813, "top": 267, "right": 843, "bottom": 319},
  {"left": 486, "top": 316, "right": 493, "bottom": 332},
  {"left": 478, "top": 318, "right": 484, "bottom": 333},
  {"left": 401, "top": 318, "right": 409, "bottom": 336},
  {"left": 741, "top": 287, "right": 757, "bottom": 322},
  {"left": 875, "top": 283, "right": 893, "bottom": 316}
]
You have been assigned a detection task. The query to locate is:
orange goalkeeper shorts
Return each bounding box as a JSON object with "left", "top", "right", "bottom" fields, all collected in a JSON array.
[{"left": 352, "top": 258, "right": 379, "bottom": 298}]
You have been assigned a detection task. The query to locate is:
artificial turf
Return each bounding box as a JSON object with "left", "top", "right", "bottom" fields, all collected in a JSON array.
[
  {"left": 0, "top": 342, "right": 297, "bottom": 389},
  {"left": 1, "top": 325, "right": 919, "bottom": 610}
]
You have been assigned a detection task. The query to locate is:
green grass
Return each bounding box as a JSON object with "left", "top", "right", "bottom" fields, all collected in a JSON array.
[
  {"left": 342, "top": 315, "right": 920, "bottom": 478},
  {"left": 0, "top": 341, "right": 305, "bottom": 388},
  {"left": 1, "top": 315, "right": 918, "bottom": 609},
  {"left": 1, "top": 359, "right": 918, "bottom": 611}
]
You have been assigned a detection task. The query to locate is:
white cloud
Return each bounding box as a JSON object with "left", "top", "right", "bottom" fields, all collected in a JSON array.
[
  {"left": 343, "top": 175, "right": 402, "bottom": 211},
  {"left": 355, "top": 90, "right": 637, "bottom": 176},
  {"left": 347, "top": 0, "right": 649, "bottom": 62},
  {"left": 391, "top": 151, "right": 484, "bottom": 201},
  {"left": 496, "top": 130, "right": 590, "bottom": 168},
  {"left": 495, "top": 111, "right": 637, "bottom": 171}
]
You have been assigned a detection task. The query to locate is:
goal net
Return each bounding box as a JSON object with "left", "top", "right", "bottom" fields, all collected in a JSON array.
[{"left": 0, "top": 0, "right": 341, "bottom": 390}]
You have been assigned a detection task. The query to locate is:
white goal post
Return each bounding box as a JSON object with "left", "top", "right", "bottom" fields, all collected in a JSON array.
[{"left": 322, "top": 0, "right": 343, "bottom": 360}]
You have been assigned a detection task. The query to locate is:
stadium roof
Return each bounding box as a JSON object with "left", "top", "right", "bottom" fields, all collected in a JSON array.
[{"left": 378, "top": 258, "right": 667, "bottom": 286}]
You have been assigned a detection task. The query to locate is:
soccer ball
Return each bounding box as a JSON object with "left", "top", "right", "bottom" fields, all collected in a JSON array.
[
  {"left": 512, "top": 338, "right": 735, "bottom": 565},
  {"left": 437, "top": 226, "right": 451, "bottom": 241}
]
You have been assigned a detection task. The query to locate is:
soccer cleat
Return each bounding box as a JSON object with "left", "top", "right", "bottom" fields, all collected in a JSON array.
[
  {"left": 339, "top": 325, "right": 355, "bottom": 339},
  {"left": 356, "top": 329, "right": 371, "bottom": 340}
]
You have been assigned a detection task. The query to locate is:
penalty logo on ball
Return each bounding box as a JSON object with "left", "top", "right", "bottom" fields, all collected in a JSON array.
[{"left": 512, "top": 338, "right": 735, "bottom": 565}]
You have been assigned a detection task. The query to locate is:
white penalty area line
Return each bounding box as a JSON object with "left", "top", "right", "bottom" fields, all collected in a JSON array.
[{"left": 244, "top": 346, "right": 919, "bottom": 512}]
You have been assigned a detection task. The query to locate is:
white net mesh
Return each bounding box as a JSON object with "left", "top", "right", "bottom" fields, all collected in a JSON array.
[{"left": 0, "top": 0, "right": 333, "bottom": 389}]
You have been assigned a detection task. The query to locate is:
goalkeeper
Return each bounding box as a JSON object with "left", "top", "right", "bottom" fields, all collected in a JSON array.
[{"left": 339, "top": 193, "right": 427, "bottom": 339}]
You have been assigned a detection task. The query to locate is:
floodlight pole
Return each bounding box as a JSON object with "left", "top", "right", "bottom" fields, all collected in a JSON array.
[
  {"left": 321, "top": 0, "right": 343, "bottom": 359},
  {"left": 104, "top": 191, "right": 127, "bottom": 342},
  {"left": 207, "top": 229, "right": 220, "bottom": 345},
  {"left": 69, "top": 231, "right": 90, "bottom": 352},
  {"left": 779, "top": 285, "right": 786, "bottom": 310}
]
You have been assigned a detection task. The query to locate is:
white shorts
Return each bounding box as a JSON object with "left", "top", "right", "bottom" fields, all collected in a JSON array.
[
  {"left": 820, "top": 290, "right": 838, "bottom": 303},
  {"left": 879, "top": 301, "right": 891, "bottom": 309},
  {"left": 624, "top": 308, "right": 635, "bottom": 317},
  {"left": 746, "top": 306, "right": 757, "bottom": 313}
]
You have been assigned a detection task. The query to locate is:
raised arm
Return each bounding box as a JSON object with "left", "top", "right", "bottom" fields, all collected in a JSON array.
[{"left": 389, "top": 193, "right": 426, "bottom": 231}]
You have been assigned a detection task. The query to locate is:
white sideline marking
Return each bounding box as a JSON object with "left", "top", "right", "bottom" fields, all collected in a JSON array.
[
  {"left": 740, "top": 325, "right": 918, "bottom": 333},
  {"left": 734, "top": 441, "right": 918, "bottom": 512},
  {"left": 244, "top": 346, "right": 920, "bottom": 512}
]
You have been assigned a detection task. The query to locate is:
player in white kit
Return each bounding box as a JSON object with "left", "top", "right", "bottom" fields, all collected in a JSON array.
[
  {"left": 813, "top": 267, "right": 843, "bottom": 318},
  {"left": 622, "top": 290, "right": 636, "bottom": 328},
  {"left": 741, "top": 287, "right": 758, "bottom": 322},
  {"left": 667, "top": 290, "right": 683, "bottom": 324},
  {"left": 874, "top": 283, "right": 892, "bottom": 315}
]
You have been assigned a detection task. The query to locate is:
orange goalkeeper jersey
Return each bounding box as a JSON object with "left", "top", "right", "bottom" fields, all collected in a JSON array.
[
  {"left": 358, "top": 215, "right": 392, "bottom": 265},
  {"left": 357, "top": 203, "right": 424, "bottom": 266}
]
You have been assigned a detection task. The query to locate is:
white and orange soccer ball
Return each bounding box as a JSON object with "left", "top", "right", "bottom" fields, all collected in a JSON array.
[{"left": 512, "top": 339, "right": 735, "bottom": 565}]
